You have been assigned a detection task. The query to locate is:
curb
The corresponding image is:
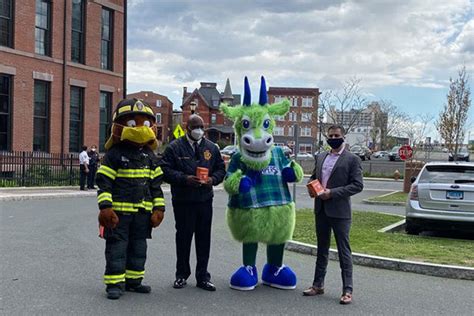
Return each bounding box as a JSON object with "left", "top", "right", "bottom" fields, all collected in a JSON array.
[
  {"left": 286, "top": 240, "right": 474, "bottom": 281},
  {"left": 362, "top": 199, "right": 405, "bottom": 206}
]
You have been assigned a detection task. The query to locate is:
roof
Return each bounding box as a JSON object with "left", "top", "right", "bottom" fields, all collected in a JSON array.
[
  {"left": 268, "top": 87, "right": 320, "bottom": 96},
  {"left": 206, "top": 125, "right": 235, "bottom": 134},
  {"left": 127, "top": 91, "right": 173, "bottom": 105},
  {"left": 182, "top": 81, "right": 241, "bottom": 110}
]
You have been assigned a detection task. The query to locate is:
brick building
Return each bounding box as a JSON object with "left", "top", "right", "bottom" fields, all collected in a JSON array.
[
  {"left": 126, "top": 91, "right": 173, "bottom": 146},
  {"left": 0, "top": 0, "right": 126, "bottom": 153},
  {"left": 267, "top": 87, "right": 320, "bottom": 154},
  {"left": 181, "top": 79, "right": 240, "bottom": 145}
]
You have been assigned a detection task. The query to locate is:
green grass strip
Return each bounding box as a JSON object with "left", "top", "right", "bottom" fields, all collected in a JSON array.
[
  {"left": 293, "top": 209, "right": 474, "bottom": 267},
  {"left": 368, "top": 191, "right": 408, "bottom": 203}
]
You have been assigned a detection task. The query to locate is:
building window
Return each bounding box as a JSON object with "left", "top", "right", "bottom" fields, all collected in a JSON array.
[
  {"left": 156, "top": 99, "right": 161, "bottom": 107},
  {"left": 69, "top": 86, "right": 84, "bottom": 152},
  {"left": 289, "top": 112, "right": 297, "bottom": 121},
  {"left": 156, "top": 113, "right": 162, "bottom": 124},
  {"left": 211, "top": 113, "right": 216, "bottom": 124},
  {"left": 101, "top": 8, "right": 113, "bottom": 70},
  {"left": 35, "top": 0, "right": 51, "bottom": 56},
  {"left": 274, "top": 114, "right": 284, "bottom": 121},
  {"left": 274, "top": 126, "right": 284, "bottom": 136},
  {"left": 0, "top": 74, "right": 11, "bottom": 150},
  {"left": 273, "top": 96, "right": 283, "bottom": 103},
  {"left": 300, "top": 127, "right": 312, "bottom": 137},
  {"left": 292, "top": 97, "right": 298, "bottom": 107},
  {"left": 33, "top": 80, "right": 50, "bottom": 152},
  {"left": 0, "top": 0, "right": 13, "bottom": 47},
  {"left": 71, "top": 0, "right": 85, "bottom": 63},
  {"left": 287, "top": 126, "right": 294, "bottom": 137},
  {"left": 302, "top": 97, "right": 313, "bottom": 107},
  {"left": 301, "top": 112, "right": 312, "bottom": 122},
  {"left": 99, "top": 91, "right": 112, "bottom": 151},
  {"left": 299, "top": 144, "right": 312, "bottom": 153}
]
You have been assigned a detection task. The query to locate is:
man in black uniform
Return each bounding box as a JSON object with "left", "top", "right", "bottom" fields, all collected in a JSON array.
[
  {"left": 96, "top": 99, "right": 165, "bottom": 300},
  {"left": 87, "top": 144, "right": 100, "bottom": 189},
  {"left": 162, "top": 114, "right": 226, "bottom": 291}
]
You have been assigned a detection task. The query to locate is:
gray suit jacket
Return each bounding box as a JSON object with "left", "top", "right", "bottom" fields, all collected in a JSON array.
[{"left": 310, "top": 150, "right": 363, "bottom": 219}]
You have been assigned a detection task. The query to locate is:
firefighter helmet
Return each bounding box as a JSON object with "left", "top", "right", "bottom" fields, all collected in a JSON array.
[{"left": 112, "top": 98, "right": 156, "bottom": 123}]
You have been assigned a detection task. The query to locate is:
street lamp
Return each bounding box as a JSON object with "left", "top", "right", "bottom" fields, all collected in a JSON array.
[{"left": 190, "top": 101, "right": 197, "bottom": 114}]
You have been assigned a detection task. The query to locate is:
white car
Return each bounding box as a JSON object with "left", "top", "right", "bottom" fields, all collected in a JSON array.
[
  {"left": 296, "top": 152, "right": 313, "bottom": 159},
  {"left": 406, "top": 162, "right": 474, "bottom": 235}
]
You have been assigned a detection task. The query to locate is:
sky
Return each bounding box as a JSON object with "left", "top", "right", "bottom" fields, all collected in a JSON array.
[{"left": 126, "top": 0, "right": 474, "bottom": 141}]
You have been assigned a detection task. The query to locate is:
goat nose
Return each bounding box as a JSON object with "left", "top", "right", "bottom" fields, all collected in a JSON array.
[
  {"left": 243, "top": 136, "right": 252, "bottom": 145},
  {"left": 266, "top": 136, "right": 273, "bottom": 144}
]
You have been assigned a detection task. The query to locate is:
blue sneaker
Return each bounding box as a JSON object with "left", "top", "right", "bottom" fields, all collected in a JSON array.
[
  {"left": 261, "top": 264, "right": 297, "bottom": 290},
  {"left": 230, "top": 265, "right": 258, "bottom": 291}
]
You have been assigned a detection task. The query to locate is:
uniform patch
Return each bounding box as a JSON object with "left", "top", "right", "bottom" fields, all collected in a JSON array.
[
  {"left": 204, "top": 150, "right": 212, "bottom": 161},
  {"left": 261, "top": 165, "right": 279, "bottom": 175}
]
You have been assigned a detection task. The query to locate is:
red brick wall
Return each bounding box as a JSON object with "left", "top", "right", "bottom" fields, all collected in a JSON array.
[{"left": 0, "top": 0, "right": 125, "bottom": 153}]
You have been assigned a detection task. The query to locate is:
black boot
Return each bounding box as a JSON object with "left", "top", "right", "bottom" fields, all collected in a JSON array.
[
  {"left": 106, "top": 284, "right": 123, "bottom": 300},
  {"left": 125, "top": 279, "right": 151, "bottom": 293}
]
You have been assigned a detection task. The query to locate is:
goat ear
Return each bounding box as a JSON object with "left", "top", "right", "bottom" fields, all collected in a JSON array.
[
  {"left": 220, "top": 103, "right": 241, "bottom": 121},
  {"left": 268, "top": 99, "right": 290, "bottom": 116}
]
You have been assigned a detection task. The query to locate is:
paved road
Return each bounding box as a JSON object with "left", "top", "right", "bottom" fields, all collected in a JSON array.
[{"left": 2, "top": 191, "right": 473, "bottom": 315}]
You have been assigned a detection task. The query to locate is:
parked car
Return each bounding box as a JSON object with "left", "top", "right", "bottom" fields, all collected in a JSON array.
[
  {"left": 405, "top": 162, "right": 474, "bottom": 235},
  {"left": 442, "top": 147, "right": 449, "bottom": 153},
  {"left": 220, "top": 145, "right": 238, "bottom": 157},
  {"left": 448, "top": 147, "right": 470, "bottom": 162},
  {"left": 350, "top": 145, "right": 371, "bottom": 161},
  {"left": 388, "top": 146, "right": 401, "bottom": 161},
  {"left": 296, "top": 152, "right": 313, "bottom": 160},
  {"left": 373, "top": 151, "right": 389, "bottom": 158}
]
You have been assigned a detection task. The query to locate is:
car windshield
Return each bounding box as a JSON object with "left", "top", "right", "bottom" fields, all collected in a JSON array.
[
  {"left": 223, "top": 146, "right": 235, "bottom": 151},
  {"left": 351, "top": 146, "right": 361, "bottom": 151},
  {"left": 391, "top": 146, "right": 400, "bottom": 152},
  {"left": 419, "top": 165, "right": 474, "bottom": 183}
]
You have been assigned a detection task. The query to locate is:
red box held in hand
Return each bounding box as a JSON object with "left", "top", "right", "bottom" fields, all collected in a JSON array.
[{"left": 307, "top": 179, "right": 325, "bottom": 196}]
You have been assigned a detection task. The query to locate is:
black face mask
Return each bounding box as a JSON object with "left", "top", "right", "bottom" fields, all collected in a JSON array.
[{"left": 327, "top": 138, "right": 344, "bottom": 149}]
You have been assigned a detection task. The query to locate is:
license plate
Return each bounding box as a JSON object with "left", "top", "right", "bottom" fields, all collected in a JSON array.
[{"left": 446, "top": 191, "right": 464, "bottom": 200}]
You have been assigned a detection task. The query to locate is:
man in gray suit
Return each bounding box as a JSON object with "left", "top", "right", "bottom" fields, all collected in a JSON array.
[{"left": 303, "top": 125, "right": 363, "bottom": 305}]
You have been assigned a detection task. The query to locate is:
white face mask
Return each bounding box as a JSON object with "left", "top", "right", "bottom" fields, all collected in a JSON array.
[{"left": 191, "top": 128, "right": 204, "bottom": 141}]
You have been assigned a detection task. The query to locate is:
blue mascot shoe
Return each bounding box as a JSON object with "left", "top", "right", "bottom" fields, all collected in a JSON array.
[
  {"left": 230, "top": 265, "right": 258, "bottom": 291},
  {"left": 261, "top": 264, "right": 297, "bottom": 290}
]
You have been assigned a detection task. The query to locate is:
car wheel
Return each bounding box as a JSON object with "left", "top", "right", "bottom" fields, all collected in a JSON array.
[
  {"left": 405, "top": 220, "right": 420, "bottom": 235},
  {"left": 361, "top": 156, "right": 365, "bottom": 161},
  {"left": 368, "top": 156, "right": 371, "bottom": 160},
  {"left": 389, "top": 157, "right": 394, "bottom": 161}
]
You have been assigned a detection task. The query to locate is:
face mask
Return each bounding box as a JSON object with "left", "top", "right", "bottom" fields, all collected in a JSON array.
[
  {"left": 120, "top": 125, "right": 156, "bottom": 145},
  {"left": 91, "top": 148, "right": 96, "bottom": 152},
  {"left": 327, "top": 138, "right": 344, "bottom": 149},
  {"left": 190, "top": 128, "right": 204, "bottom": 141}
]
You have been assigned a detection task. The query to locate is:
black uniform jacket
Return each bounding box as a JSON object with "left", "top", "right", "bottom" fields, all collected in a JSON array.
[
  {"left": 96, "top": 143, "right": 165, "bottom": 212},
  {"left": 161, "top": 137, "right": 226, "bottom": 202}
]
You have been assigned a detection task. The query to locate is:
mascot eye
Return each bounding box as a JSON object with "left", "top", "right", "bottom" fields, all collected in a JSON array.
[
  {"left": 263, "top": 119, "right": 270, "bottom": 129},
  {"left": 126, "top": 120, "right": 137, "bottom": 127},
  {"left": 143, "top": 120, "right": 151, "bottom": 127},
  {"left": 242, "top": 119, "right": 250, "bottom": 130}
]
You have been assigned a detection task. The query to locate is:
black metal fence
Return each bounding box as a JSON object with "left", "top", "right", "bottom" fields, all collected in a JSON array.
[{"left": 0, "top": 151, "right": 81, "bottom": 187}]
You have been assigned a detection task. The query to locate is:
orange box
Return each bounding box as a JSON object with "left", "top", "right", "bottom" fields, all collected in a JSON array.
[
  {"left": 306, "top": 179, "right": 325, "bottom": 196},
  {"left": 196, "top": 167, "right": 209, "bottom": 182}
]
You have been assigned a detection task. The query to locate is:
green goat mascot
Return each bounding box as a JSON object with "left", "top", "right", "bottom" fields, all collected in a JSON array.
[{"left": 221, "top": 76, "right": 304, "bottom": 291}]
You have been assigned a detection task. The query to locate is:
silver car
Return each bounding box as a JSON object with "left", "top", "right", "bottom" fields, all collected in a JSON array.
[{"left": 406, "top": 162, "right": 474, "bottom": 235}]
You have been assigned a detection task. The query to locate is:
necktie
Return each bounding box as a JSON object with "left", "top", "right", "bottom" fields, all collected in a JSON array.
[{"left": 194, "top": 142, "right": 200, "bottom": 160}]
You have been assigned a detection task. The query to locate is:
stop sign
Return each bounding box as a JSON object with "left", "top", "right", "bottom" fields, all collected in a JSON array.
[{"left": 398, "top": 145, "right": 413, "bottom": 161}]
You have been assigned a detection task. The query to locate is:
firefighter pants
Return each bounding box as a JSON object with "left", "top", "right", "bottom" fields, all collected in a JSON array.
[{"left": 103, "top": 210, "right": 152, "bottom": 286}]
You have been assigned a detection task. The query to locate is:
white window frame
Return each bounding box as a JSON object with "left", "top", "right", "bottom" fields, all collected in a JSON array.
[
  {"left": 287, "top": 126, "right": 294, "bottom": 136},
  {"left": 274, "top": 126, "right": 284, "bottom": 136},
  {"left": 156, "top": 99, "right": 162, "bottom": 107},
  {"left": 300, "top": 127, "right": 312, "bottom": 137},
  {"left": 156, "top": 113, "right": 162, "bottom": 124},
  {"left": 289, "top": 112, "right": 297, "bottom": 121},
  {"left": 292, "top": 97, "right": 298, "bottom": 107},
  {"left": 211, "top": 113, "right": 217, "bottom": 124},
  {"left": 301, "top": 112, "right": 312, "bottom": 122},
  {"left": 302, "top": 97, "right": 313, "bottom": 107},
  {"left": 299, "top": 143, "right": 312, "bottom": 153}
]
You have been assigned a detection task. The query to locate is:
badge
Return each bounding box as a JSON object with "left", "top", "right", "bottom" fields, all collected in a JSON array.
[{"left": 203, "top": 150, "right": 212, "bottom": 161}]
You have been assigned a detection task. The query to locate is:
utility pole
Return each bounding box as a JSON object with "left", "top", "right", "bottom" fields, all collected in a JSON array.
[{"left": 292, "top": 123, "right": 299, "bottom": 203}]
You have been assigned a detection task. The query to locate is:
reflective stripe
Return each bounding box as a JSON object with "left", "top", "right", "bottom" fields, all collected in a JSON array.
[
  {"left": 98, "top": 192, "right": 112, "bottom": 203},
  {"left": 116, "top": 168, "right": 151, "bottom": 178},
  {"left": 104, "top": 273, "right": 125, "bottom": 284},
  {"left": 112, "top": 201, "right": 153, "bottom": 212},
  {"left": 125, "top": 270, "right": 145, "bottom": 279},
  {"left": 97, "top": 165, "right": 117, "bottom": 180},
  {"left": 118, "top": 105, "right": 132, "bottom": 113},
  {"left": 151, "top": 166, "right": 163, "bottom": 179},
  {"left": 153, "top": 197, "right": 165, "bottom": 207}
]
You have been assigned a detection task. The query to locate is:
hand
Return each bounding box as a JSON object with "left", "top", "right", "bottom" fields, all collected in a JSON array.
[
  {"left": 98, "top": 208, "right": 119, "bottom": 228},
  {"left": 186, "top": 175, "right": 202, "bottom": 188},
  {"left": 307, "top": 186, "right": 316, "bottom": 198},
  {"left": 203, "top": 177, "right": 213, "bottom": 187},
  {"left": 319, "top": 189, "right": 331, "bottom": 200},
  {"left": 85, "top": 167, "right": 89, "bottom": 174},
  {"left": 150, "top": 208, "right": 165, "bottom": 228}
]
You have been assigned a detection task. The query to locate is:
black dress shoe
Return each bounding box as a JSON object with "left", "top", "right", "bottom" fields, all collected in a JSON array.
[
  {"left": 173, "top": 278, "right": 187, "bottom": 289},
  {"left": 196, "top": 281, "right": 216, "bottom": 291},
  {"left": 125, "top": 283, "right": 151, "bottom": 293}
]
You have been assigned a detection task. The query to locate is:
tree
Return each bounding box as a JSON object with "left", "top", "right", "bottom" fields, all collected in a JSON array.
[
  {"left": 369, "top": 100, "right": 409, "bottom": 150},
  {"left": 319, "top": 77, "right": 366, "bottom": 136},
  {"left": 437, "top": 66, "right": 472, "bottom": 160}
]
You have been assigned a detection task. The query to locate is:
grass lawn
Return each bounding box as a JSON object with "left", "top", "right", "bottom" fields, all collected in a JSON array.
[
  {"left": 368, "top": 191, "right": 408, "bottom": 203},
  {"left": 293, "top": 209, "right": 474, "bottom": 267}
]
